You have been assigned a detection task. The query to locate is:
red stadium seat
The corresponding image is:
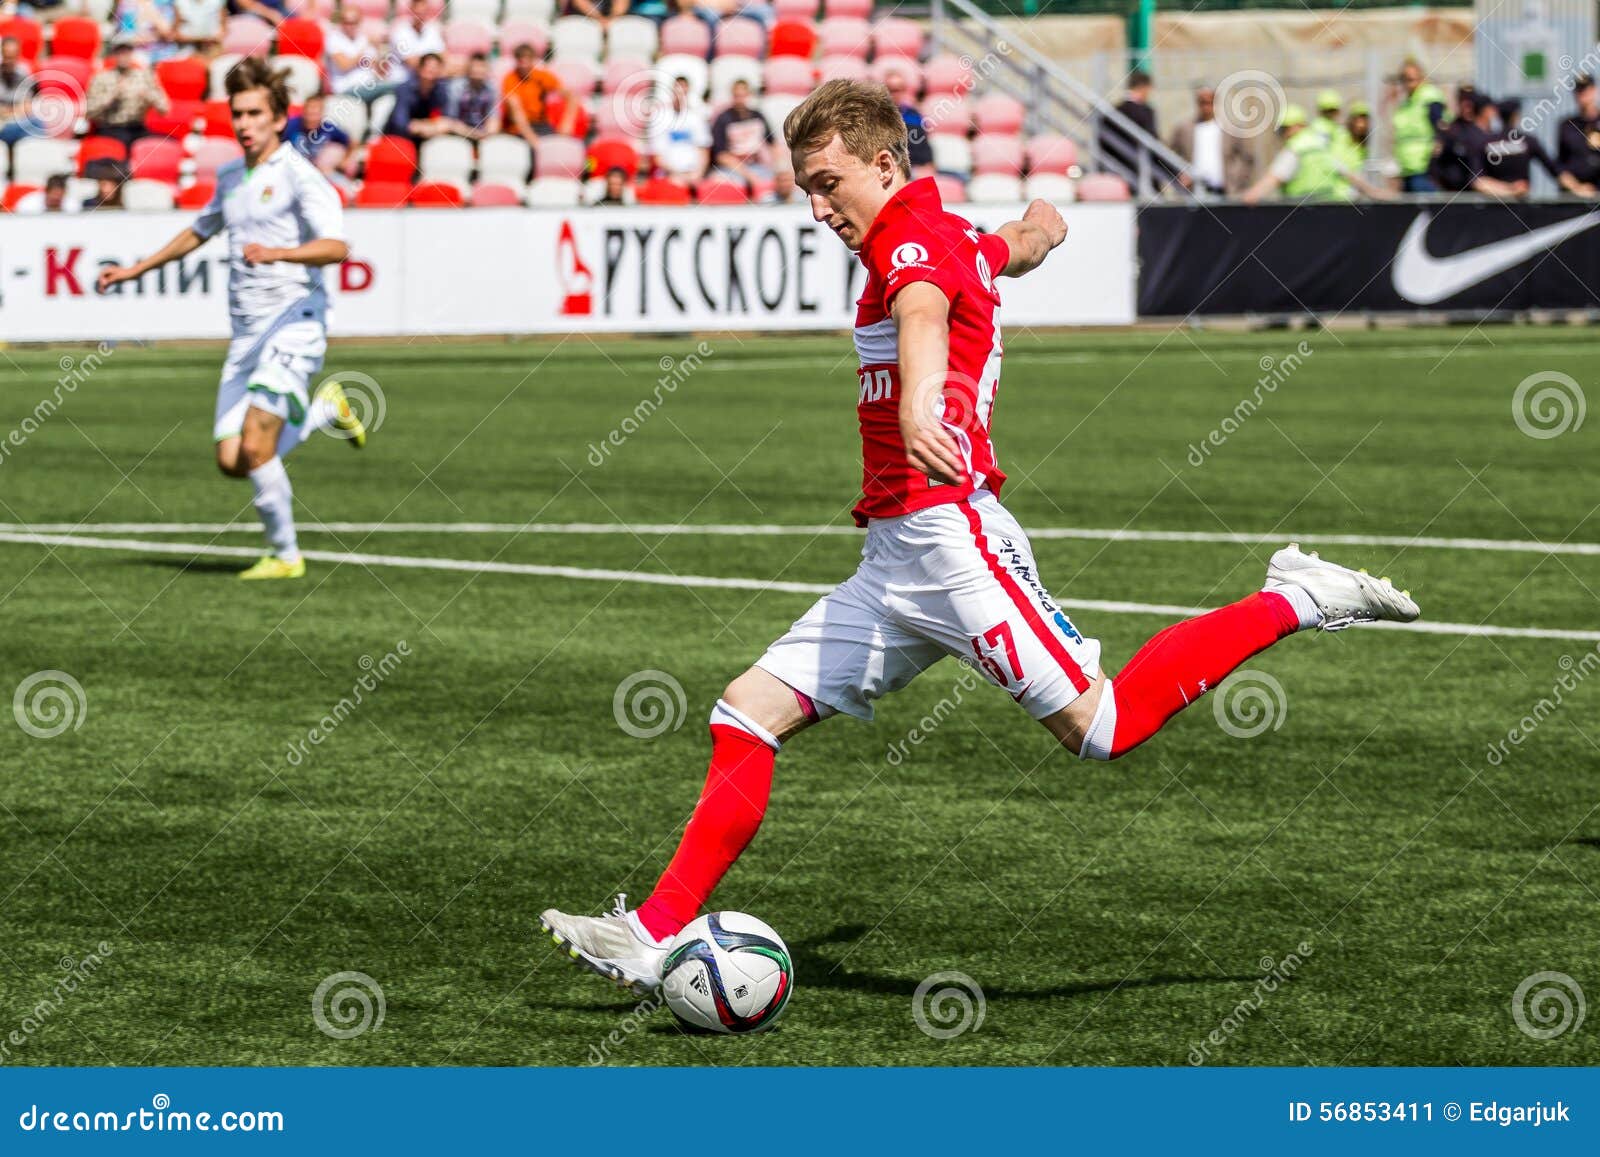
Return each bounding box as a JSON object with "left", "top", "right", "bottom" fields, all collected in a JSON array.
[
  {"left": 714, "top": 18, "right": 764, "bottom": 58},
  {"left": 974, "top": 93, "right": 1024, "bottom": 135},
  {"left": 658, "top": 15, "right": 709, "bottom": 59},
  {"left": 871, "top": 17, "right": 923, "bottom": 61},
  {"left": 364, "top": 135, "right": 418, "bottom": 183},
  {"left": 1025, "top": 134, "right": 1078, "bottom": 175},
  {"left": 35, "top": 57, "right": 93, "bottom": 100},
  {"left": 548, "top": 57, "right": 597, "bottom": 96},
  {"left": 1075, "top": 172, "right": 1130, "bottom": 202},
  {"left": 773, "top": 0, "right": 819, "bottom": 19},
  {"left": 533, "top": 133, "right": 586, "bottom": 178},
  {"left": 222, "top": 15, "right": 275, "bottom": 56},
  {"left": 177, "top": 181, "right": 215, "bottom": 209},
  {"left": 921, "top": 96, "right": 971, "bottom": 136},
  {"left": 693, "top": 176, "right": 747, "bottom": 204},
  {"left": 75, "top": 136, "right": 127, "bottom": 176},
  {"left": 348, "top": 0, "right": 391, "bottom": 16},
  {"left": 48, "top": 16, "right": 102, "bottom": 60},
  {"left": 817, "top": 55, "right": 867, "bottom": 84},
  {"left": 201, "top": 100, "right": 235, "bottom": 136},
  {"left": 408, "top": 180, "right": 465, "bottom": 206},
  {"left": 146, "top": 99, "right": 204, "bottom": 137},
  {"left": 767, "top": 21, "right": 816, "bottom": 61},
  {"left": 443, "top": 20, "right": 493, "bottom": 60},
  {"left": 0, "top": 17, "right": 43, "bottom": 63},
  {"left": 497, "top": 21, "right": 550, "bottom": 58},
  {"left": 156, "top": 56, "right": 208, "bottom": 102},
  {"left": 191, "top": 137, "right": 243, "bottom": 181},
  {"left": 817, "top": 19, "right": 870, "bottom": 59},
  {"left": 355, "top": 180, "right": 412, "bottom": 207},
  {"left": 542, "top": 91, "right": 589, "bottom": 138},
  {"left": 870, "top": 57, "right": 921, "bottom": 93},
  {"left": 129, "top": 136, "right": 184, "bottom": 183},
  {"left": 635, "top": 176, "right": 690, "bottom": 205},
  {"left": 586, "top": 135, "right": 640, "bottom": 180},
  {"left": 762, "top": 56, "right": 812, "bottom": 95},
  {"left": 824, "top": 0, "right": 871, "bottom": 16},
  {"left": 470, "top": 182, "right": 523, "bottom": 206},
  {"left": 276, "top": 17, "right": 327, "bottom": 60},
  {"left": 934, "top": 174, "right": 967, "bottom": 203},
  {"left": 602, "top": 57, "right": 651, "bottom": 95},
  {"left": 972, "top": 135, "right": 1023, "bottom": 176},
  {"left": 2, "top": 184, "right": 40, "bottom": 212},
  {"left": 923, "top": 54, "right": 973, "bottom": 97}
]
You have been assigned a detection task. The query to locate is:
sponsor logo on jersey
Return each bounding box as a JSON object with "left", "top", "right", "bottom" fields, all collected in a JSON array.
[
  {"left": 891, "top": 241, "right": 930, "bottom": 270},
  {"left": 976, "top": 252, "right": 994, "bottom": 292}
]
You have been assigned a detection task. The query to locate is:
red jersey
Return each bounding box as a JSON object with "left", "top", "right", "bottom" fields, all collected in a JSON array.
[{"left": 851, "top": 177, "right": 1010, "bottom": 526}]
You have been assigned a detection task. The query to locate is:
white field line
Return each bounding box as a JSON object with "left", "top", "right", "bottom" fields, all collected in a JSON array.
[
  {"left": 4, "top": 521, "right": 1600, "bottom": 558},
  {"left": 4, "top": 529, "right": 1597, "bottom": 643}
]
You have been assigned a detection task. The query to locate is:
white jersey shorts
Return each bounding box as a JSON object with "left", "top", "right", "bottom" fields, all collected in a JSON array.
[
  {"left": 756, "top": 490, "right": 1103, "bottom": 721},
  {"left": 213, "top": 295, "right": 328, "bottom": 442}
]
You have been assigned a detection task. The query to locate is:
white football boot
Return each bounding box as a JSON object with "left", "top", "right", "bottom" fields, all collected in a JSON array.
[
  {"left": 540, "top": 894, "right": 668, "bottom": 995},
  {"left": 1266, "top": 543, "right": 1420, "bottom": 630}
]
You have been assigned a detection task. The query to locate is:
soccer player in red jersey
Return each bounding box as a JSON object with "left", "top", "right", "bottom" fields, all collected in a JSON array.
[{"left": 541, "top": 81, "right": 1420, "bottom": 992}]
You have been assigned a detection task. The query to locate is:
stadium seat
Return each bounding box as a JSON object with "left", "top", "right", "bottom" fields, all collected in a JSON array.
[
  {"left": 817, "top": 19, "right": 870, "bottom": 59},
  {"left": 817, "top": 55, "right": 868, "bottom": 84},
  {"left": 355, "top": 180, "right": 412, "bottom": 207},
  {"left": 714, "top": 19, "right": 764, "bottom": 59},
  {"left": 209, "top": 54, "right": 245, "bottom": 100},
  {"left": 767, "top": 21, "right": 817, "bottom": 60},
  {"left": 870, "top": 57, "right": 921, "bottom": 93},
  {"left": 191, "top": 137, "right": 243, "bottom": 181},
  {"left": 602, "top": 57, "right": 651, "bottom": 95},
  {"left": 122, "top": 178, "right": 177, "bottom": 211},
  {"left": 550, "top": 15, "right": 603, "bottom": 61},
  {"left": 177, "top": 181, "right": 216, "bottom": 209},
  {"left": 590, "top": 100, "right": 635, "bottom": 137},
  {"left": 971, "top": 135, "right": 1023, "bottom": 176},
  {"left": 635, "top": 176, "right": 690, "bottom": 205},
  {"left": 477, "top": 134, "right": 532, "bottom": 185},
  {"left": 502, "top": 0, "right": 556, "bottom": 21},
  {"left": 276, "top": 16, "right": 326, "bottom": 59},
  {"left": 1023, "top": 172, "right": 1075, "bottom": 202},
  {"left": 694, "top": 175, "right": 747, "bottom": 204},
  {"left": 1025, "top": 134, "right": 1077, "bottom": 176},
  {"left": 367, "top": 92, "right": 397, "bottom": 139},
  {"left": 449, "top": 0, "right": 501, "bottom": 21},
  {"left": 279, "top": 56, "right": 322, "bottom": 104},
  {"left": 2, "top": 184, "right": 40, "bottom": 212},
  {"left": 418, "top": 134, "right": 474, "bottom": 186},
  {"left": 365, "top": 134, "right": 418, "bottom": 182},
  {"left": 496, "top": 21, "right": 550, "bottom": 57},
  {"left": 761, "top": 56, "right": 812, "bottom": 97},
  {"left": 966, "top": 173, "right": 1021, "bottom": 203},
  {"left": 542, "top": 90, "right": 589, "bottom": 138},
  {"left": 708, "top": 55, "right": 760, "bottom": 103},
  {"left": 75, "top": 136, "right": 127, "bottom": 177},
  {"left": 532, "top": 133, "right": 585, "bottom": 179},
  {"left": 548, "top": 57, "right": 597, "bottom": 97},
  {"left": 48, "top": 16, "right": 101, "bottom": 60},
  {"left": 0, "top": 17, "right": 43, "bottom": 63},
  {"left": 33, "top": 57, "right": 92, "bottom": 104},
  {"left": 658, "top": 15, "right": 709, "bottom": 60},
  {"left": 871, "top": 18, "right": 923, "bottom": 61},
  {"left": 129, "top": 137, "right": 184, "bottom": 184},
  {"left": 923, "top": 54, "right": 972, "bottom": 97},
  {"left": 1075, "top": 172, "right": 1130, "bottom": 201},
  {"left": 974, "top": 93, "right": 1024, "bottom": 135},
  {"left": 444, "top": 20, "right": 494, "bottom": 60},
  {"left": 823, "top": 0, "right": 871, "bottom": 16},
  {"left": 155, "top": 56, "right": 208, "bottom": 102},
  {"left": 347, "top": 0, "right": 392, "bottom": 17},
  {"left": 222, "top": 15, "right": 276, "bottom": 56},
  {"left": 773, "top": 0, "right": 819, "bottom": 19},
  {"left": 933, "top": 173, "right": 966, "bottom": 203},
  {"left": 322, "top": 93, "right": 369, "bottom": 142},
  {"left": 759, "top": 94, "right": 802, "bottom": 133},
  {"left": 409, "top": 180, "right": 465, "bottom": 206},
  {"left": 606, "top": 15, "right": 658, "bottom": 61},
  {"left": 146, "top": 100, "right": 204, "bottom": 138},
  {"left": 654, "top": 54, "right": 708, "bottom": 102},
  {"left": 929, "top": 134, "right": 971, "bottom": 177},
  {"left": 470, "top": 181, "right": 523, "bottom": 206},
  {"left": 201, "top": 99, "right": 236, "bottom": 137},
  {"left": 525, "top": 176, "right": 581, "bottom": 206},
  {"left": 586, "top": 135, "right": 639, "bottom": 179},
  {"left": 921, "top": 96, "right": 972, "bottom": 136}
]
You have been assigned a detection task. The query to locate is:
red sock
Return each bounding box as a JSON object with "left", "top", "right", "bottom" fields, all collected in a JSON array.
[
  {"left": 1109, "top": 591, "right": 1300, "bottom": 757},
  {"left": 635, "top": 723, "right": 774, "bottom": 942}
]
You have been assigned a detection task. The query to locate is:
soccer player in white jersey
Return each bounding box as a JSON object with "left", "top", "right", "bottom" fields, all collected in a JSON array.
[
  {"left": 540, "top": 82, "right": 1421, "bottom": 995},
  {"left": 96, "top": 58, "right": 365, "bottom": 581}
]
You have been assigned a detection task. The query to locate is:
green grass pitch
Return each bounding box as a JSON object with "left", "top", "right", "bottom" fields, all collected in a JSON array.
[{"left": 0, "top": 326, "right": 1596, "bottom": 1066}]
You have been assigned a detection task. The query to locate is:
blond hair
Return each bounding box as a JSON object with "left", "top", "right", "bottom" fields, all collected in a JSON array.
[{"left": 783, "top": 79, "right": 911, "bottom": 178}]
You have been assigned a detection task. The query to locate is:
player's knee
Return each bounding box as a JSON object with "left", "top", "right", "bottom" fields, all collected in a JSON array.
[
  {"left": 1054, "top": 678, "right": 1118, "bottom": 761},
  {"left": 215, "top": 445, "right": 248, "bottom": 478}
]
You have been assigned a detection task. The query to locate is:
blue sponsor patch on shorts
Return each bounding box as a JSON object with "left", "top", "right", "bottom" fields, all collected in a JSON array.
[{"left": 1054, "top": 611, "right": 1083, "bottom": 643}]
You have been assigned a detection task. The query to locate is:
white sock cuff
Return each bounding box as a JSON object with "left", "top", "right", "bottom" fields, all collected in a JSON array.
[
  {"left": 1079, "top": 679, "right": 1118, "bottom": 761},
  {"left": 248, "top": 456, "right": 288, "bottom": 490},
  {"left": 710, "top": 699, "right": 782, "bottom": 752},
  {"left": 1263, "top": 581, "right": 1323, "bottom": 630}
]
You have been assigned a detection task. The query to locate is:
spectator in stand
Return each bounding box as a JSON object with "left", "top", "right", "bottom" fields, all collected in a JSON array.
[
  {"left": 593, "top": 166, "right": 630, "bottom": 204},
  {"left": 882, "top": 67, "right": 934, "bottom": 178},
  {"left": 0, "top": 36, "right": 38, "bottom": 146},
  {"left": 286, "top": 91, "right": 353, "bottom": 177},
  {"left": 1485, "top": 96, "right": 1560, "bottom": 195},
  {"left": 14, "top": 173, "right": 79, "bottom": 214},
  {"left": 113, "top": 0, "right": 181, "bottom": 63},
  {"left": 1391, "top": 57, "right": 1445, "bottom": 193},
  {"left": 327, "top": 7, "right": 397, "bottom": 97},
  {"left": 86, "top": 36, "right": 168, "bottom": 147},
  {"left": 502, "top": 41, "right": 576, "bottom": 140},
  {"left": 447, "top": 53, "right": 500, "bottom": 139},
  {"left": 228, "top": 0, "right": 285, "bottom": 27},
  {"left": 1240, "top": 104, "right": 1391, "bottom": 204},
  {"left": 1169, "top": 83, "right": 1255, "bottom": 196},
  {"left": 710, "top": 78, "right": 772, "bottom": 188},
  {"left": 1310, "top": 90, "right": 1356, "bottom": 163},
  {"left": 688, "top": 0, "right": 774, "bottom": 29},
  {"left": 1098, "top": 69, "right": 1165, "bottom": 192},
  {"left": 667, "top": 0, "right": 718, "bottom": 46},
  {"left": 173, "top": 0, "right": 227, "bottom": 54},
  {"left": 384, "top": 52, "right": 465, "bottom": 143},
  {"left": 1556, "top": 73, "right": 1600, "bottom": 197},
  {"left": 82, "top": 158, "right": 129, "bottom": 210},
  {"left": 393, "top": 0, "right": 446, "bottom": 75},
  {"left": 563, "top": 0, "right": 629, "bottom": 30},
  {"left": 649, "top": 74, "right": 709, "bottom": 186},
  {"left": 1431, "top": 86, "right": 1521, "bottom": 197},
  {"left": 763, "top": 166, "right": 802, "bottom": 204},
  {"left": 1344, "top": 101, "right": 1372, "bottom": 171}
]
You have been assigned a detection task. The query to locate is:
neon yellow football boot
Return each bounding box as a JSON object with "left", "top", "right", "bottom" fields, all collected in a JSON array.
[
  {"left": 238, "top": 555, "right": 307, "bottom": 581},
  {"left": 315, "top": 380, "right": 366, "bottom": 448}
]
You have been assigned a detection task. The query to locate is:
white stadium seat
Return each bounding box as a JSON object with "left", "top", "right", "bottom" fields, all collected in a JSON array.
[
  {"left": 500, "top": 0, "right": 555, "bottom": 22},
  {"left": 419, "top": 135, "right": 476, "bottom": 187},
  {"left": 368, "top": 92, "right": 398, "bottom": 140},
  {"left": 278, "top": 55, "right": 322, "bottom": 105},
  {"left": 654, "top": 54, "right": 709, "bottom": 103},
  {"left": 12, "top": 137, "right": 78, "bottom": 185},
  {"left": 606, "top": 14, "right": 658, "bottom": 62},
  {"left": 1023, "top": 173, "right": 1076, "bottom": 202},
  {"left": 525, "top": 176, "right": 581, "bottom": 206},
  {"left": 122, "top": 178, "right": 177, "bottom": 211},
  {"left": 759, "top": 94, "right": 802, "bottom": 134},
  {"left": 709, "top": 54, "right": 761, "bottom": 104},
  {"left": 477, "top": 134, "right": 532, "bottom": 185},
  {"left": 447, "top": 0, "right": 502, "bottom": 22},
  {"left": 929, "top": 134, "right": 971, "bottom": 177},
  {"left": 321, "top": 93, "right": 369, "bottom": 142},
  {"left": 966, "top": 173, "right": 1023, "bottom": 203},
  {"left": 208, "top": 53, "right": 245, "bottom": 99},
  {"left": 550, "top": 15, "right": 603, "bottom": 61}
]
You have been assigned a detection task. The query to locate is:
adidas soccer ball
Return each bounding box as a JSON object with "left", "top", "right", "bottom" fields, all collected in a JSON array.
[{"left": 660, "top": 912, "right": 793, "bottom": 1034}]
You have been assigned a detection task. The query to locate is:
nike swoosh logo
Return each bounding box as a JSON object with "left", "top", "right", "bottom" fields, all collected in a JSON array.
[{"left": 1391, "top": 210, "right": 1600, "bottom": 304}]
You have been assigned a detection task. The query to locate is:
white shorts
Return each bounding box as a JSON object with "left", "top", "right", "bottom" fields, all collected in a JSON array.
[
  {"left": 756, "top": 490, "right": 1103, "bottom": 721},
  {"left": 214, "top": 300, "right": 328, "bottom": 442}
]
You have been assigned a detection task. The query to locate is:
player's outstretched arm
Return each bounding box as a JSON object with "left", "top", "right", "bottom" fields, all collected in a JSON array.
[
  {"left": 95, "top": 228, "right": 207, "bottom": 293},
  {"left": 994, "top": 199, "right": 1068, "bottom": 277},
  {"left": 893, "top": 281, "right": 966, "bottom": 487},
  {"left": 241, "top": 238, "right": 351, "bottom": 267}
]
